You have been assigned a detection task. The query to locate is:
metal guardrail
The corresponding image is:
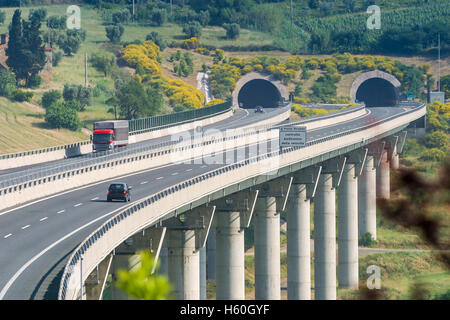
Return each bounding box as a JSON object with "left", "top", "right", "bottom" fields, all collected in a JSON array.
[
  {"left": 0, "top": 141, "right": 91, "bottom": 160},
  {"left": 0, "top": 103, "right": 360, "bottom": 191},
  {"left": 58, "top": 103, "right": 426, "bottom": 299},
  {"left": 0, "top": 102, "right": 232, "bottom": 161},
  {"left": 128, "top": 101, "right": 232, "bottom": 135}
]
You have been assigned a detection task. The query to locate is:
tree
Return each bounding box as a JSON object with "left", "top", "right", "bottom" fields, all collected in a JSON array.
[
  {"left": 116, "top": 79, "right": 153, "bottom": 120},
  {"left": 152, "top": 8, "right": 167, "bottom": 26},
  {"left": 0, "top": 69, "right": 16, "bottom": 98},
  {"left": 343, "top": 0, "right": 357, "bottom": 12},
  {"left": 198, "top": 10, "right": 210, "bottom": 26},
  {"left": 294, "top": 82, "right": 303, "bottom": 96},
  {"left": 90, "top": 53, "right": 115, "bottom": 76},
  {"left": 0, "top": 10, "right": 5, "bottom": 24},
  {"left": 57, "top": 31, "right": 82, "bottom": 56},
  {"left": 425, "top": 131, "right": 448, "bottom": 151},
  {"left": 182, "top": 21, "right": 202, "bottom": 39},
  {"left": 47, "top": 15, "right": 66, "bottom": 29},
  {"left": 63, "top": 84, "right": 92, "bottom": 111},
  {"left": 106, "top": 24, "right": 124, "bottom": 43},
  {"left": 441, "top": 74, "right": 450, "bottom": 98},
  {"left": 115, "top": 251, "right": 172, "bottom": 300},
  {"left": 112, "top": 9, "right": 130, "bottom": 25},
  {"left": 223, "top": 23, "right": 240, "bottom": 40},
  {"left": 146, "top": 31, "right": 167, "bottom": 51},
  {"left": 29, "top": 8, "right": 47, "bottom": 23},
  {"left": 41, "top": 90, "right": 62, "bottom": 108},
  {"left": 45, "top": 102, "right": 81, "bottom": 131},
  {"left": 6, "top": 9, "right": 46, "bottom": 85}
]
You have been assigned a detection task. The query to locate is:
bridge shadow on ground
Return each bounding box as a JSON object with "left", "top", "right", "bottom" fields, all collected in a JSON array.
[{"left": 30, "top": 244, "right": 78, "bottom": 300}]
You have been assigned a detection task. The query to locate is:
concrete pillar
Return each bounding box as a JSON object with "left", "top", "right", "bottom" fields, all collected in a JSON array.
[
  {"left": 376, "top": 149, "right": 390, "bottom": 199},
  {"left": 337, "top": 164, "right": 359, "bottom": 289},
  {"left": 111, "top": 254, "right": 141, "bottom": 300},
  {"left": 287, "top": 183, "right": 311, "bottom": 300},
  {"left": 207, "top": 227, "right": 216, "bottom": 280},
  {"left": 358, "top": 156, "right": 377, "bottom": 240},
  {"left": 254, "top": 196, "right": 280, "bottom": 300},
  {"left": 216, "top": 211, "right": 245, "bottom": 300},
  {"left": 158, "top": 239, "right": 168, "bottom": 275},
  {"left": 200, "top": 247, "right": 207, "bottom": 300},
  {"left": 314, "top": 173, "right": 336, "bottom": 300},
  {"left": 167, "top": 229, "right": 200, "bottom": 300},
  {"left": 390, "top": 153, "right": 399, "bottom": 170}
]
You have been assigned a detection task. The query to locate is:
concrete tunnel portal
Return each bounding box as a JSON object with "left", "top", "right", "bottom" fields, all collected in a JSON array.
[
  {"left": 232, "top": 72, "right": 289, "bottom": 109},
  {"left": 238, "top": 79, "right": 282, "bottom": 109},
  {"left": 350, "top": 70, "right": 401, "bottom": 107}
]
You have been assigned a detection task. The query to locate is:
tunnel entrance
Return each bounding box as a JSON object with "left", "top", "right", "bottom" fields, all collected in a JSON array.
[
  {"left": 355, "top": 78, "right": 399, "bottom": 107},
  {"left": 237, "top": 79, "right": 282, "bottom": 109}
]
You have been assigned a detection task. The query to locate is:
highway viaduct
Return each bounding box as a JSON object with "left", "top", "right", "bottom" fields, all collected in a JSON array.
[{"left": 0, "top": 70, "right": 427, "bottom": 300}]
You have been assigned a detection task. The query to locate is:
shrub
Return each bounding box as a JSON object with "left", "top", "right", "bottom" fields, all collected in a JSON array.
[
  {"left": 90, "top": 53, "right": 115, "bottom": 76},
  {"left": 419, "top": 148, "right": 446, "bottom": 162},
  {"left": 0, "top": 69, "right": 17, "bottom": 98},
  {"left": 223, "top": 23, "right": 240, "bottom": 40},
  {"left": 183, "top": 21, "right": 202, "bottom": 39},
  {"left": 47, "top": 15, "right": 66, "bottom": 29},
  {"left": 27, "top": 75, "right": 42, "bottom": 89},
  {"left": 52, "top": 51, "right": 63, "bottom": 67},
  {"left": 424, "top": 131, "right": 448, "bottom": 151},
  {"left": 152, "top": 8, "right": 167, "bottom": 26},
  {"left": 0, "top": 10, "right": 5, "bottom": 24},
  {"left": 45, "top": 103, "right": 81, "bottom": 131},
  {"left": 182, "top": 37, "right": 200, "bottom": 50},
  {"left": 359, "top": 232, "right": 376, "bottom": 247},
  {"left": 105, "top": 24, "right": 124, "bottom": 43},
  {"left": 12, "top": 90, "right": 33, "bottom": 102},
  {"left": 41, "top": 90, "right": 62, "bottom": 108},
  {"left": 146, "top": 31, "right": 167, "bottom": 51},
  {"left": 112, "top": 10, "right": 130, "bottom": 25}
]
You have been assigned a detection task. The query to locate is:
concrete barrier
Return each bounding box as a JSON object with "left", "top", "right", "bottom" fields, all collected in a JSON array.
[{"left": 59, "top": 104, "right": 426, "bottom": 300}]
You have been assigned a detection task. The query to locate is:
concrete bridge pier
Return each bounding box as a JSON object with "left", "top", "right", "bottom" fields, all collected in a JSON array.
[
  {"left": 163, "top": 206, "right": 215, "bottom": 300},
  {"left": 206, "top": 225, "right": 216, "bottom": 280},
  {"left": 200, "top": 247, "right": 207, "bottom": 300},
  {"left": 287, "top": 166, "right": 321, "bottom": 300},
  {"left": 167, "top": 229, "right": 200, "bottom": 300},
  {"left": 254, "top": 178, "right": 292, "bottom": 300},
  {"left": 337, "top": 163, "right": 359, "bottom": 289},
  {"left": 358, "top": 155, "right": 377, "bottom": 240},
  {"left": 110, "top": 228, "right": 166, "bottom": 300},
  {"left": 213, "top": 190, "right": 258, "bottom": 300},
  {"left": 158, "top": 238, "right": 168, "bottom": 275},
  {"left": 376, "top": 148, "right": 390, "bottom": 199},
  {"left": 314, "top": 157, "right": 345, "bottom": 300}
]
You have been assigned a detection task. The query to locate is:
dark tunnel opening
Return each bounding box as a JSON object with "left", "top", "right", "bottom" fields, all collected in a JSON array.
[
  {"left": 356, "top": 78, "right": 398, "bottom": 107},
  {"left": 238, "top": 79, "right": 282, "bottom": 108}
]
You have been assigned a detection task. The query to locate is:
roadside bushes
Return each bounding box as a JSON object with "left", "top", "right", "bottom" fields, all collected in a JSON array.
[
  {"left": 45, "top": 102, "right": 81, "bottom": 131},
  {"left": 41, "top": 90, "right": 62, "bottom": 109}
]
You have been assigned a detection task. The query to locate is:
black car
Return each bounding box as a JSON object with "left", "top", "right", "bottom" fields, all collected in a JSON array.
[
  {"left": 107, "top": 182, "right": 132, "bottom": 202},
  {"left": 255, "top": 105, "right": 264, "bottom": 113}
]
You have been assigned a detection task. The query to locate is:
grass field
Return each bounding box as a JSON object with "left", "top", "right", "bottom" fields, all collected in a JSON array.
[{"left": 0, "top": 97, "right": 88, "bottom": 153}]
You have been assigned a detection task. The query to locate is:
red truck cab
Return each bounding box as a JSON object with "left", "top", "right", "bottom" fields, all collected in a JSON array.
[{"left": 92, "top": 120, "right": 129, "bottom": 152}]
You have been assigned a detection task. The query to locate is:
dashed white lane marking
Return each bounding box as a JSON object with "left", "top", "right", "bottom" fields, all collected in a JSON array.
[
  {"left": 4, "top": 234, "right": 12, "bottom": 239},
  {"left": 21, "top": 225, "right": 30, "bottom": 230},
  {"left": 57, "top": 210, "right": 65, "bottom": 214},
  {"left": 140, "top": 181, "right": 148, "bottom": 185},
  {"left": 171, "top": 172, "right": 178, "bottom": 176},
  {"left": 186, "top": 168, "right": 192, "bottom": 172},
  {"left": 39, "top": 217, "right": 48, "bottom": 222},
  {"left": 156, "top": 177, "right": 164, "bottom": 180},
  {"left": 201, "top": 165, "right": 207, "bottom": 168},
  {"left": 74, "top": 203, "right": 82, "bottom": 207},
  {"left": 91, "top": 197, "right": 99, "bottom": 201}
]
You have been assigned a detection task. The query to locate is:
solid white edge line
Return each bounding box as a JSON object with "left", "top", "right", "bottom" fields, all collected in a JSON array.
[{"left": 0, "top": 201, "right": 136, "bottom": 300}]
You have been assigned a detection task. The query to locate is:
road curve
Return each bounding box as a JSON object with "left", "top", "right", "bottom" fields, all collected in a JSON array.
[{"left": 0, "top": 107, "right": 407, "bottom": 299}]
